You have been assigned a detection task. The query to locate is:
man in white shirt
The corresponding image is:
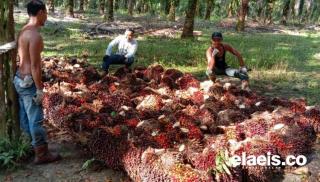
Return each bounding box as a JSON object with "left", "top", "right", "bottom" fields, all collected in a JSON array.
[{"left": 102, "top": 29, "right": 138, "bottom": 74}]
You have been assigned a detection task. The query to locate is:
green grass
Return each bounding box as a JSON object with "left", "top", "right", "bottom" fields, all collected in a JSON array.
[
  {"left": 0, "top": 136, "right": 31, "bottom": 171},
  {"left": 14, "top": 12, "right": 320, "bottom": 105}
]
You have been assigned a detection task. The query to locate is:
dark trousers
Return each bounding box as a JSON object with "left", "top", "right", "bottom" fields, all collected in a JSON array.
[{"left": 102, "top": 55, "right": 134, "bottom": 72}]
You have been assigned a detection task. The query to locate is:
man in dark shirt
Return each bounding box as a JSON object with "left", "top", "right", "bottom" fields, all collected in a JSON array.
[{"left": 206, "top": 32, "right": 250, "bottom": 90}]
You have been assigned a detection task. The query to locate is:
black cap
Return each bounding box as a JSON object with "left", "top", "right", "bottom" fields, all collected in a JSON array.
[{"left": 212, "top": 32, "right": 223, "bottom": 40}]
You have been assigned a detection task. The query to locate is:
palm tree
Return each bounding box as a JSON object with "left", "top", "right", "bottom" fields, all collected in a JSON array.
[{"left": 181, "top": 0, "right": 198, "bottom": 38}]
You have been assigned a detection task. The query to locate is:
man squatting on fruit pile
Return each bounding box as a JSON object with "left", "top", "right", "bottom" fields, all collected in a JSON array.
[
  {"left": 14, "top": 0, "right": 61, "bottom": 164},
  {"left": 101, "top": 29, "right": 138, "bottom": 75},
  {"left": 206, "top": 32, "right": 250, "bottom": 90}
]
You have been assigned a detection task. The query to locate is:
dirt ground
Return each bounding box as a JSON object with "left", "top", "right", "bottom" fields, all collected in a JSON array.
[{"left": 0, "top": 123, "right": 130, "bottom": 182}]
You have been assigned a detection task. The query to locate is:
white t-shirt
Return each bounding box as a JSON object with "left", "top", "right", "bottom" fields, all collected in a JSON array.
[{"left": 105, "top": 35, "right": 138, "bottom": 58}]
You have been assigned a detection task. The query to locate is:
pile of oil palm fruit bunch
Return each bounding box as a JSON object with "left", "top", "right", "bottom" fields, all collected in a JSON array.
[{"left": 42, "top": 56, "right": 320, "bottom": 182}]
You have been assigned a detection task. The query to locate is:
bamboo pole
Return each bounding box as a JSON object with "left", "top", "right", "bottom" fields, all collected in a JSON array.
[
  {"left": 0, "top": 54, "right": 7, "bottom": 138},
  {"left": 4, "top": 51, "right": 11, "bottom": 138},
  {"left": 0, "top": 0, "right": 18, "bottom": 139},
  {"left": 0, "top": 42, "right": 18, "bottom": 139},
  {"left": 2, "top": 50, "right": 9, "bottom": 139},
  {"left": 8, "top": 46, "right": 19, "bottom": 140}
]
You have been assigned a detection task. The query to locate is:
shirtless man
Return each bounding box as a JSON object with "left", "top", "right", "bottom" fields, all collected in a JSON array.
[
  {"left": 206, "top": 32, "right": 250, "bottom": 90},
  {"left": 13, "top": 0, "right": 61, "bottom": 164}
]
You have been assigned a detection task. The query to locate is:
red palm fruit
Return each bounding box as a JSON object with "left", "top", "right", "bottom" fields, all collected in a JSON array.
[
  {"left": 183, "top": 105, "right": 199, "bottom": 116},
  {"left": 163, "top": 68, "right": 184, "bottom": 81},
  {"left": 235, "top": 138, "right": 281, "bottom": 182},
  {"left": 81, "top": 66, "right": 101, "bottom": 84},
  {"left": 204, "top": 96, "right": 225, "bottom": 115},
  {"left": 121, "top": 144, "right": 145, "bottom": 181},
  {"left": 208, "top": 82, "right": 224, "bottom": 99},
  {"left": 189, "top": 147, "right": 216, "bottom": 171},
  {"left": 138, "top": 148, "right": 212, "bottom": 181},
  {"left": 42, "top": 92, "right": 64, "bottom": 108},
  {"left": 176, "top": 73, "right": 200, "bottom": 90},
  {"left": 234, "top": 124, "right": 246, "bottom": 141},
  {"left": 187, "top": 125, "right": 203, "bottom": 140},
  {"left": 204, "top": 135, "right": 229, "bottom": 153},
  {"left": 88, "top": 82, "right": 108, "bottom": 94},
  {"left": 179, "top": 139, "right": 203, "bottom": 159},
  {"left": 175, "top": 112, "right": 196, "bottom": 127},
  {"left": 88, "top": 128, "right": 128, "bottom": 170},
  {"left": 160, "top": 68, "right": 184, "bottom": 89},
  {"left": 223, "top": 125, "right": 245, "bottom": 141},
  {"left": 166, "top": 128, "right": 183, "bottom": 143},
  {"left": 49, "top": 104, "right": 81, "bottom": 129},
  {"left": 304, "top": 108, "right": 320, "bottom": 133},
  {"left": 191, "top": 91, "right": 204, "bottom": 105},
  {"left": 144, "top": 64, "right": 165, "bottom": 83},
  {"left": 132, "top": 132, "right": 159, "bottom": 148},
  {"left": 95, "top": 113, "right": 114, "bottom": 126},
  {"left": 136, "top": 94, "right": 164, "bottom": 112},
  {"left": 250, "top": 98, "right": 275, "bottom": 113},
  {"left": 63, "top": 96, "right": 82, "bottom": 107},
  {"left": 245, "top": 119, "right": 269, "bottom": 138},
  {"left": 113, "top": 66, "right": 132, "bottom": 80},
  {"left": 81, "top": 119, "right": 102, "bottom": 129},
  {"left": 271, "top": 107, "right": 296, "bottom": 121},
  {"left": 229, "top": 88, "right": 253, "bottom": 98},
  {"left": 125, "top": 118, "right": 139, "bottom": 128},
  {"left": 289, "top": 98, "right": 306, "bottom": 113},
  {"left": 154, "top": 133, "right": 171, "bottom": 148},
  {"left": 101, "top": 75, "right": 119, "bottom": 84},
  {"left": 270, "top": 97, "right": 291, "bottom": 108},
  {"left": 112, "top": 125, "right": 123, "bottom": 136},
  {"left": 109, "top": 83, "right": 118, "bottom": 93},
  {"left": 196, "top": 108, "right": 215, "bottom": 127},
  {"left": 51, "top": 70, "right": 73, "bottom": 82},
  {"left": 268, "top": 123, "right": 316, "bottom": 158},
  {"left": 217, "top": 109, "right": 246, "bottom": 126},
  {"left": 169, "top": 163, "right": 213, "bottom": 181},
  {"left": 220, "top": 92, "right": 238, "bottom": 109},
  {"left": 160, "top": 76, "right": 177, "bottom": 89},
  {"left": 133, "top": 66, "right": 147, "bottom": 79},
  {"left": 99, "top": 93, "right": 132, "bottom": 112}
]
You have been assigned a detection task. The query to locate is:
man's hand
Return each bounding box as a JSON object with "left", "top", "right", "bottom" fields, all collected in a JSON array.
[
  {"left": 212, "top": 48, "right": 219, "bottom": 56},
  {"left": 19, "top": 75, "right": 34, "bottom": 88},
  {"left": 105, "top": 48, "right": 112, "bottom": 56},
  {"left": 240, "top": 66, "right": 248, "bottom": 73},
  {"left": 33, "top": 89, "right": 44, "bottom": 105},
  {"left": 206, "top": 69, "right": 216, "bottom": 82},
  {"left": 206, "top": 69, "right": 213, "bottom": 76}
]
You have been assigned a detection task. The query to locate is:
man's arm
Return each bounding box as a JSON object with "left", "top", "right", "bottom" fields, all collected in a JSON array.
[
  {"left": 224, "top": 44, "right": 245, "bottom": 67},
  {"left": 206, "top": 47, "right": 215, "bottom": 70},
  {"left": 105, "top": 36, "right": 121, "bottom": 56},
  {"left": 125, "top": 41, "right": 137, "bottom": 58},
  {"left": 29, "top": 33, "right": 43, "bottom": 90}
]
